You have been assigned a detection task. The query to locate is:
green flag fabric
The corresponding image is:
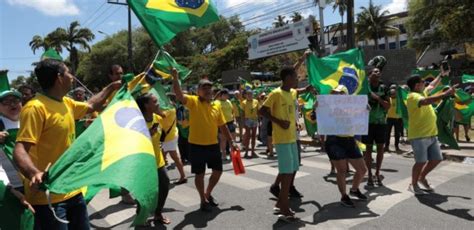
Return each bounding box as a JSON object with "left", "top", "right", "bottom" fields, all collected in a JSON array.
[
  {"left": 128, "top": 0, "right": 219, "bottom": 47},
  {"left": 0, "top": 70, "right": 10, "bottom": 92},
  {"left": 412, "top": 69, "right": 439, "bottom": 82},
  {"left": 151, "top": 81, "right": 173, "bottom": 110},
  {"left": 43, "top": 86, "right": 158, "bottom": 226},
  {"left": 148, "top": 49, "right": 191, "bottom": 81},
  {"left": 40, "top": 48, "right": 63, "bottom": 61},
  {"left": 435, "top": 98, "right": 459, "bottom": 149},
  {"left": 307, "top": 48, "right": 369, "bottom": 95},
  {"left": 396, "top": 86, "right": 409, "bottom": 129},
  {"left": 462, "top": 74, "right": 474, "bottom": 84},
  {"left": 300, "top": 93, "right": 317, "bottom": 137},
  {"left": 0, "top": 181, "right": 34, "bottom": 230}
]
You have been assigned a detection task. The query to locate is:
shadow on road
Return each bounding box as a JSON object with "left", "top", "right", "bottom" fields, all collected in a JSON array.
[
  {"left": 306, "top": 201, "right": 379, "bottom": 226},
  {"left": 415, "top": 193, "right": 473, "bottom": 221},
  {"left": 89, "top": 202, "right": 136, "bottom": 229},
  {"left": 168, "top": 205, "right": 245, "bottom": 229}
]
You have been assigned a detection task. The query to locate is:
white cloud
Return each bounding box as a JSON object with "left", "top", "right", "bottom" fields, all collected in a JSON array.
[
  {"left": 6, "top": 0, "right": 80, "bottom": 16},
  {"left": 382, "top": 0, "right": 408, "bottom": 14}
]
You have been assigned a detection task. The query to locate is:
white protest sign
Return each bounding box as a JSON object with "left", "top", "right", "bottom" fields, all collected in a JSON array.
[{"left": 316, "top": 95, "right": 369, "bottom": 135}]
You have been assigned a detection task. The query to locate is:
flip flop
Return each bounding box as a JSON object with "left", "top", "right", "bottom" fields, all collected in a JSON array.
[
  {"left": 154, "top": 216, "right": 171, "bottom": 225},
  {"left": 173, "top": 178, "right": 188, "bottom": 185},
  {"left": 277, "top": 214, "right": 299, "bottom": 223},
  {"left": 273, "top": 207, "right": 295, "bottom": 215}
]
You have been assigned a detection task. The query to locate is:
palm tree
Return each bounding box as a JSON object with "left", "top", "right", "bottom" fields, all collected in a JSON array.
[
  {"left": 290, "top": 12, "right": 303, "bottom": 23},
  {"left": 29, "top": 35, "right": 50, "bottom": 55},
  {"left": 273, "top": 15, "right": 288, "bottom": 28},
  {"left": 58, "top": 21, "right": 95, "bottom": 74},
  {"left": 332, "top": 0, "right": 347, "bottom": 46},
  {"left": 356, "top": 0, "right": 399, "bottom": 49}
]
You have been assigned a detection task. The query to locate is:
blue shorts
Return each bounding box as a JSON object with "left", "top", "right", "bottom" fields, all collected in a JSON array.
[
  {"left": 226, "top": 122, "right": 236, "bottom": 133},
  {"left": 410, "top": 136, "right": 443, "bottom": 163},
  {"left": 245, "top": 119, "right": 258, "bottom": 128},
  {"left": 275, "top": 142, "right": 299, "bottom": 174}
]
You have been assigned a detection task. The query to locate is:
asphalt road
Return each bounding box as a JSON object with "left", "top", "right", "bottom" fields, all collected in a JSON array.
[{"left": 87, "top": 144, "right": 474, "bottom": 230}]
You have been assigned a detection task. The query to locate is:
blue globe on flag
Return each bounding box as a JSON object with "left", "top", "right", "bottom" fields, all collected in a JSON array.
[
  {"left": 338, "top": 67, "right": 359, "bottom": 95},
  {"left": 176, "top": 0, "right": 205, "bottom": 9}
]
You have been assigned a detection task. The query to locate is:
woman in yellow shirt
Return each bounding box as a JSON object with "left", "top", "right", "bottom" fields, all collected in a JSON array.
[
  {"left": 136, "top": 93, "right": 171, "bottom": 225},
  {"left": 242, "top": 90, "right": 259, "bottom": 158}
]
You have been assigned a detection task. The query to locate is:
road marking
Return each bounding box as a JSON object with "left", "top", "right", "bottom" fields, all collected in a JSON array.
[
  {"left": 168, "top": 183, "right": 202, "bottom": 207},
  {"left": 241, "top": 159, "right": 310, "bottom": 178}
]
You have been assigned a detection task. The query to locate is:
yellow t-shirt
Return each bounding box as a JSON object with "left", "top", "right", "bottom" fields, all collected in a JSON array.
[
  {"left": 407, "top": 91, "right": 437, "bottom": 140},
  {"left": 243, "top": 99, "right": 259, "bottom": 120},
  {"left": 387, "top": 97, "right": 400, "bottom": 119},
  {"left": 215, "top": 99, "right": 234, "bottom": 123},
  {"left": 262, "top": 88, "right": 297, "bottom": 144},
  {"left": 147, "top": 114, "right": 165, "bottom": 169},
  {"left": 184, "top": 95, "right": 225, "bottom": 145},
  {"left": 161, "top": 108, "right": 178, "bottom": 142},
  {"left": 17, "top": 94, "right": 89, "bottom": 205}
]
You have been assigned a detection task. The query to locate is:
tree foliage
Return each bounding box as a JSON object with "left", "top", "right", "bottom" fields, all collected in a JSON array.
[
  {"left": 356, "top": 1, "right": 399, "bottom": 49},
  {"left": 407, "top": 0, "right": 474, "bottom": 50}
]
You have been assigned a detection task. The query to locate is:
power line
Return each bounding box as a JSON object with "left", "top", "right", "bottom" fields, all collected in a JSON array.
[
  {"left": 81, "top": 2, "right": 106, "bottom": 26},
  {"left": 92, "top": 6, "right": 122, "bottom": 31},
  {"left": 220, "top": 0, "right": 259, "bottom": 14},
  {"left": 84, "top": 5, "right": 113, "bottom": 28},
  {"left": 242, "top": 2, "right": 314, "bottom": 26},
  {"left": 237, "top": 1, "right": 303, "bottom": 20}
]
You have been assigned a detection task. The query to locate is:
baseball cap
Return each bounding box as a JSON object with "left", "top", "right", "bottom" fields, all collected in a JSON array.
[
  {"left": 0, "top": 90, "right": 22, "bottom": 100},
  {"left": 198, "top": 79, "right": 213, "bottom": 87},
  {"left": 331, "top": 85, "right": 349, "bottom": 95}
]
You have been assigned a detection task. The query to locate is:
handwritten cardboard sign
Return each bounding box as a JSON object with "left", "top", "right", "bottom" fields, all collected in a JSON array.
[{"left": 316, "top": 95, "right": 369, "bottom": 135}]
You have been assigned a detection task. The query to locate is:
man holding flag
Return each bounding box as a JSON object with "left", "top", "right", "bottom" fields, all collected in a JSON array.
[
  {"left": 406, "top": 68, "right": 455, "bottom": 195},
  {"left": 13, "top": 59, "right": 120, "bottom": 229},
  {"left": 172, "top": 68, "right": 237, "bottom": 212}
]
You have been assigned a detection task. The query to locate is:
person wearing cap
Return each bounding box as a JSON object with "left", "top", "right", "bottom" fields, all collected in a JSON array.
[
  {"left": 0, "top": 90, "right": 24, "bottom": 189},
  {"left": 406, "top": 67, "right": 455, "bottom": 195},
  {"left": 242, "top": 90, "right": 259, "bottom": 158},
  {"left": 214, "top": 89, "right": 236, "bottom": 161},
  {"left": 316, "top": 85, "right": 368, "bottom": 207},
  {"left": 13, "top": 59, "right": 121, "bottom": 229},
  {"left": 362, "top": 67, "right": 390, "bottom": 187},
  {"left": 172, "top": 69, "right": 237, "bottom": 212}
]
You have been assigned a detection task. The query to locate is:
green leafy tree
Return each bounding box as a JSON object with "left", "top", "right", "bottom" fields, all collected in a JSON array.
[
  {"left": 290, "top": 12, "right": 303, "bottom": 23},
  {"left": 407, "top": 0, "right": 474, "bottom": 50},
  {"left": 356, "top": 0, "right": 399, "bottom": 49},
  {"left": 273, "top": 15, "right": 288, "bottom": 28}
]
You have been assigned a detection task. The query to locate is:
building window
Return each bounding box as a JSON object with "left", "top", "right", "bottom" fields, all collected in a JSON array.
[
  {"left": 398, "top": 24, "right": 407, "bottom": 34},
  {"left": 389, "top": 42, "right": 397, "bottom": 49},
  {"left": 379, "top": 44, "right": 386, "bottom": 50},
  {"left": 400, "top": 40, "right": 407, "bottom": 48}
]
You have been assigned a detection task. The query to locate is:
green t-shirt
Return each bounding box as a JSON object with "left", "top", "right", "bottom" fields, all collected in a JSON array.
[
  {"left": 176, "top": 103, "right": 189, "bottom": 139},
  {"left": 368, "top": 84, "right": 389, "bottom": 124}
]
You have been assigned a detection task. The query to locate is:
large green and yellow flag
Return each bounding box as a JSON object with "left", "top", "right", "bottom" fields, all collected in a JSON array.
[
  {"left": 307, "top": 48, "right": 369, "bottom": 95},
  {"left": 299, "top": 93, "right": 317, "bottom": 137},
  {"left": 436, "top": 98, "right": 459, "bottom": 149},
  {"left": 128, "top": 0, "right": 219, "bottom": 47},
  {"left": 43, "top": 86, "right": 158, "bottom": 226}
]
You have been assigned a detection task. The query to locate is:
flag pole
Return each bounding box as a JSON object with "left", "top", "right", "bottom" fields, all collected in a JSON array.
[{"left": 72, "top": 76, "right": 94, "bottom": 96}]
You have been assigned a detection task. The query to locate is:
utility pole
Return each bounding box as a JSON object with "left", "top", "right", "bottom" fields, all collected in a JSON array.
[
  {"left": 346, "top": 0, "right": 355, "bottom": 50},
  {"left": 107, "top": 0, "right": 134, "bottom": 73},
  {"left": 318, "top": 0, "right": 326, "bottom": 56}
]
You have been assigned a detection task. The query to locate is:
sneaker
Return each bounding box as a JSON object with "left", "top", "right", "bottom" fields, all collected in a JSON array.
[
  {"left": 418, "top": 179, "right": 434, "bottom": 192},
  {"left": 208, "top": 195, "right": 219, "bottom": 207},
  {"left": 269, "top": 184, "right": 280, "bottom": 198},
  {"left": 349, "top": 189, "right": 368, "bottom": 200},
  {"left": 366, "top": 179, "right": 374, "bottom": 187},
  {"left": 408, "top": 184, "right": 427, "bottom": 195},
  {"left": 340, "top": 195, "right": 355, "bottom": 208},
  {"left": 200, "top": 202, "right": 212, "bottom": 212},
  {"left": 289, "top": 186, "right": 303, "bottom": 198}
]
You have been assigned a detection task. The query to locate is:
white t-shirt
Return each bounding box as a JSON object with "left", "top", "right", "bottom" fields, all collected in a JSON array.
[{"left": 0, "top": 116, "right": 22, "bottom": 188}]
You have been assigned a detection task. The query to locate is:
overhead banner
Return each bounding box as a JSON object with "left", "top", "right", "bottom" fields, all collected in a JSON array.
[
  {"left": 247, "top": 17, "right": 314, "bottom": 60},
  {"left": 316, "top": 95, "right": 369, "bottom": 135}
]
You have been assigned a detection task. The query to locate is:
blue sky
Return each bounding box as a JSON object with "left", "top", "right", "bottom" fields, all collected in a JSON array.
[{"left": 0, "top": 0, "right": 407, "bottom": 81}]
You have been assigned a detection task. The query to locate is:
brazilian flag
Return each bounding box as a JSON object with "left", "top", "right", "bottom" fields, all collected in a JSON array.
[
  {"left": 128, "top": 0, "right": 219, "bottom": 47},
  {"left": 307, "top": 48, "right": 369, "bottom": 95},
  {"left": 43, "top": 86, "right": 158, "bottom": 226},
  {"left": 147, "top": 48, "right": 191, "bottom": 82},
  {"left": 396, "top": 86, "right": 409, "bottom": 129},
  {"left": 454, "top": 89, "right": 474, "bottom": 125},
  {"left": 436, "top": 98, "right": 459, "bottom": 149},
  {"left": 412, "top": 69, "right": 439, "bottom": 82},
  {"left": 300, "top": 93, "right": 317, "bottom": 137},
  {"left": 0, "top": 182, "right": 34, "bottom": 230}
]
